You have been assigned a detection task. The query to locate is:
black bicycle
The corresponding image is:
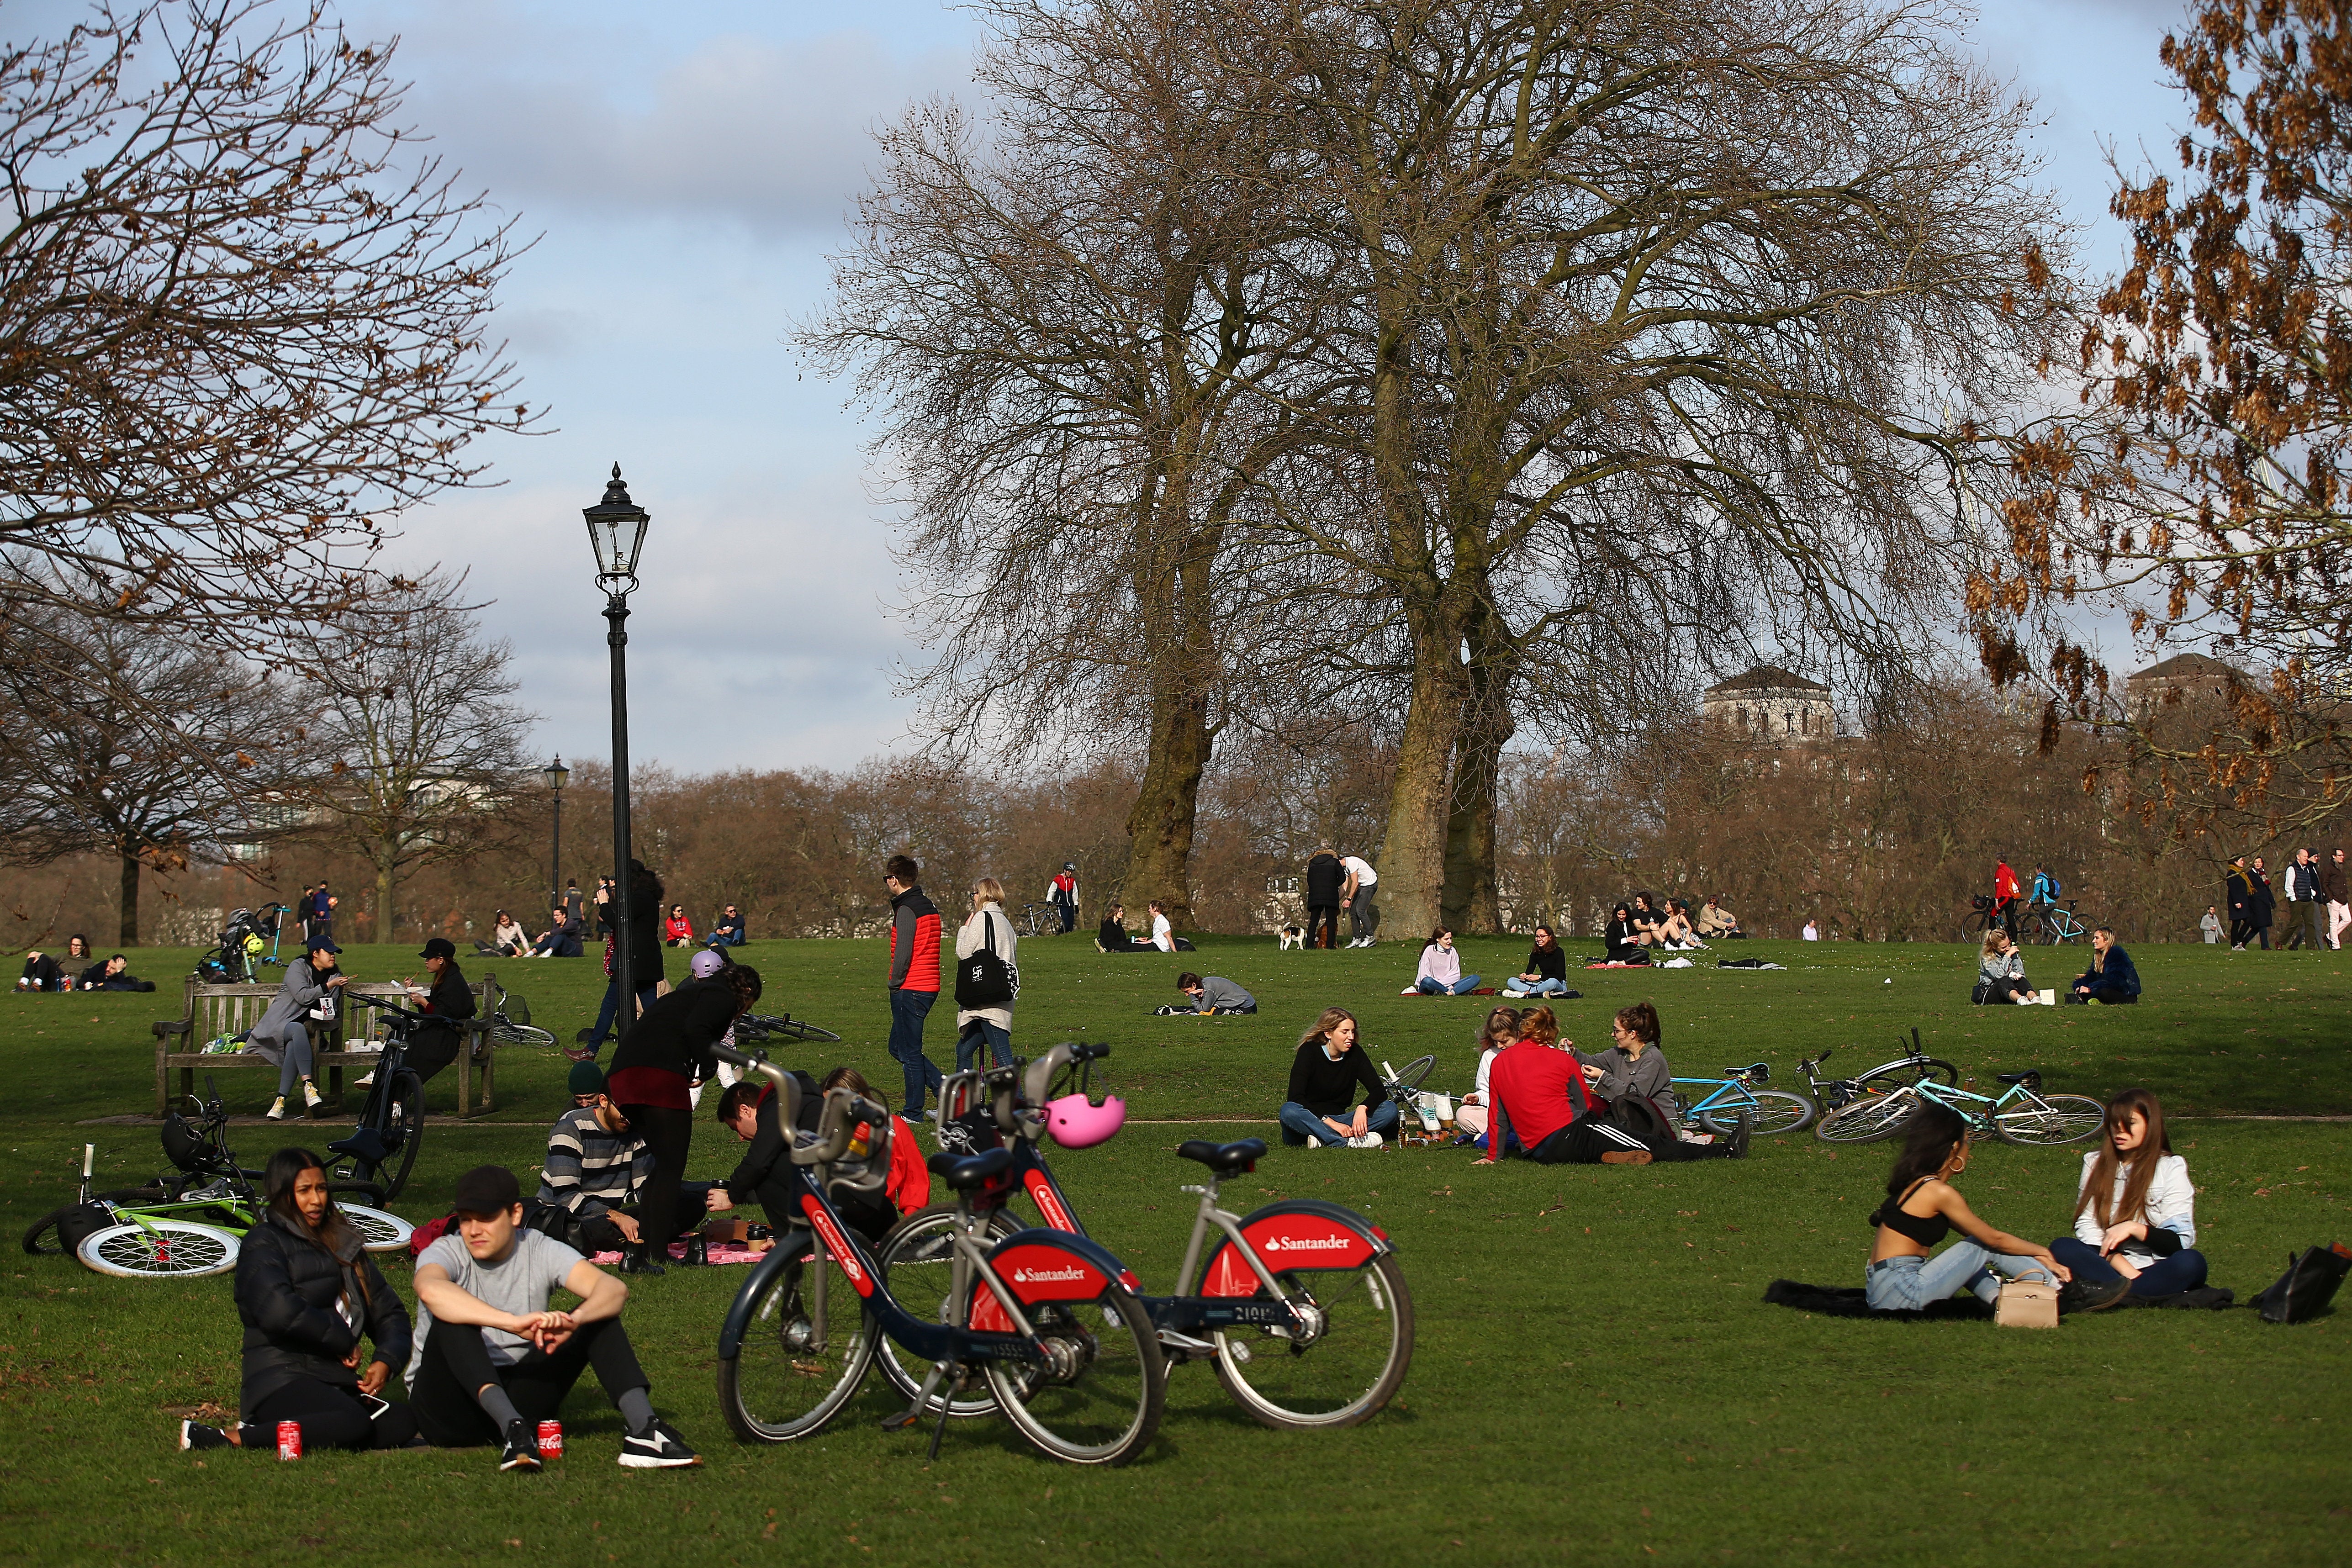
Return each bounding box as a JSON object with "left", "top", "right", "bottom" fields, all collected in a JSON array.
[
  {"left": 734, "top": 1011, "right": 841, "bottom": 1045},
  {"left": 326, "top": 1001, "right": 432, "bottom": 1204}
]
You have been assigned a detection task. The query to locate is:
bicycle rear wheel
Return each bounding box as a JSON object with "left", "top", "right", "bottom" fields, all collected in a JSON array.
[
  {"left": 2014, "top": 912, "right": 2049, "bottom": 945},
  {"left": 1212, "top": 1252, "right": 1415, "bottom": 1431},
  {"left": 982, "top": 1285, "right": 1164, "bottom": 1466},
  {"left": 339, "top": 1203, "right": 414, "bottom": 1253},
  {"left": 1697, "top": 1091, "right": 1816, "bottom": 1137},
  {"left": 491, "top": 1022, "right": 557, "bottom": 1049},
  {"left": 1854, "top": 1057, "right": 1959, "bottom": 1094},
  {"left": 77, "top": 1221, "right": 239, "bottom": 1278},
  {"left": 1815, "top": 1091, "right": 1921, "bottom": 1144},
  {"left": 381, "top": 1071, "right": 425, "bottom": 1201},
  {"left": 1386, "top": 1054, "right": 1436, "bottom": 1093},
  {"left": 717, "top": 1243, "right": 875, "bottom": 1443},
  {"left": 21, "top": 1188, "right": 167, "bottom": 1256},
  {"left": 872, "top": 1205, "right": 1019, "bottom": 1416},
  {"left": 1995, "top": 1094, "right": 2106, "bottom": 1146}
]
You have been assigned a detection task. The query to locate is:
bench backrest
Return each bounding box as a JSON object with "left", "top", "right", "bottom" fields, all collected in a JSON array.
[{"left": 170, "top": 974, "right": 492, "bottom": 1051}]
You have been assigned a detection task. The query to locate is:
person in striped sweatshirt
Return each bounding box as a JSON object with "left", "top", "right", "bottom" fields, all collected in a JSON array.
[{"left": 536, "top": 1060, "right": 654, "bottom": 1252}]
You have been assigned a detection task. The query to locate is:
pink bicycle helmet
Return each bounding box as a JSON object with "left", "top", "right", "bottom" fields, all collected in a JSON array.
[{"left": 1043, "top": 1091, "right": 1127, "bottom": 1149}]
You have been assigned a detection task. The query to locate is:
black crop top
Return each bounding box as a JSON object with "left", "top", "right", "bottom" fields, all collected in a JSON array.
[{"left": 1871, "top": 1179, "right": 1950, "bottom": 1246}]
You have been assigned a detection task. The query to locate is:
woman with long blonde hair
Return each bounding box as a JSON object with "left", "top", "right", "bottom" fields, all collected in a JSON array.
[
  {"left": 953, "top": 877, "right": 1018, "bottom": 1072},
  {"left": 2047, "top": 1088, "right": 2205, "bottom": 1308},
  {"left": 1279, "top": 1007, "right": 1395, "bottom": 1148}
]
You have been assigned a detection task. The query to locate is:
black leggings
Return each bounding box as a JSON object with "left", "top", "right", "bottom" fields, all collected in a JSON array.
[
  {"left": 1528, "top": 1115, "right": 1737, "bottom": 1164},
  {"left": 407, "top": 1318, "right": 650, "bottom": 1447},
  {"left": 619, "top": 1103, "right": 694, "bottom": 1257},
  {"left": 240, "top": 1375, "right": 418, "bottom": 1451}
]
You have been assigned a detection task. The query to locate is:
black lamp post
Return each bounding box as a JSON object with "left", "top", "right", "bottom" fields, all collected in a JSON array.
[
  {"left": 583, "top": 465, "right": 650, "bottom": 1035},
  {"left": 541, "top": 755, "right": 570, "bottom": 917}
]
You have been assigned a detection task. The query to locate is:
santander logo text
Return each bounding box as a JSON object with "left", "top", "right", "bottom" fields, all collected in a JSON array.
[
  {"left": 800, "top": 1197, "right": 872, "bottom": 1295},
  {"left": 1025, "top": 1171, "right": 1076, "bottom": 1232},
  {"left": 1013, "top": 1265, "right": 1091, "bottom": 1283},
  {"left": 1264, "top": 1233, "right": 1357, "bottom": 1252}
]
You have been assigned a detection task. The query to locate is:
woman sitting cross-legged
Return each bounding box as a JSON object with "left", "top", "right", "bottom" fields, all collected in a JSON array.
[
  {"left": 1502, "top": 925, "right": 1572, "bottom": 994},
  {"left": 662, "top": 904, "right": 695, "bottom": 946},
  {"left": 1278, "top": 1007, "right": 1399, "bottom": 1149},
  {"left": 2067, "top": 926, "right": 2141, "bottom": 1005},
  {"left": 2047, "top": 1088, "right": 2206, "bottom": 1310},
  {"left": 178, "top": 1148, "right": 418, "bottom": 1453},
  {"left": 1599, "top": 904, "right": 1647, "bottom": 966},
  {"left": 1972, "top": 929, "right": 2035, "bottom": 1004},
  {"left": 1864, "top": 1104, "right": 2068, "bottom": 1312},
  {"left": 1453, "top": 1006, "right": 1520, "bottom": 1139},
  {"left": 1410, "top": 929, "right": 1481, "bottom": 994}
]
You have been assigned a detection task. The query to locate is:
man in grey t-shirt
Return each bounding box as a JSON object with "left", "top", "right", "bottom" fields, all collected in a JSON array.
[
  {"left": 1168, "top": 972, "right": 1258, "bottom": 1015},
  {"left": 407, "top": 1165, "right": 699, "bottom": 1471}
]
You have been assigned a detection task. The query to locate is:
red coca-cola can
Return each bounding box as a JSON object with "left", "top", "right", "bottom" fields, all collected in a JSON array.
[
  {"left": 536, "top": 1419, "right": 563, "bottom": 1459},
  {"left": 276, "top": 1420, "right": 302, "bottom": 1461}
]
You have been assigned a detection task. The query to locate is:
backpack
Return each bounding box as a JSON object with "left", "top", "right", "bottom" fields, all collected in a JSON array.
[
  {"left": 2251, "top": 1243, "right": 2351, "bottom": 1324},
  {"left": 1600, "top": 1093, "right": 1675, "bottom": 1142}
]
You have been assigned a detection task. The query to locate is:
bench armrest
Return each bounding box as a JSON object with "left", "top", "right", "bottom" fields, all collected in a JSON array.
[{"left": 153, "top": 1020, "right": 191, "bottom": 1041}]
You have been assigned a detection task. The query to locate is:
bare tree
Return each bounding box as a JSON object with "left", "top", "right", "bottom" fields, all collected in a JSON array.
[
  {"left": 0, "top": 596, "right": 313, "bottom": 941},
  {"left": 1993, "top": 0, "right": 2352, "bottom": 843},
  {"left": 0, "top": 0, "right": 532, "bottom": 644},
  {"left": 292, "top": 576, "right": 535, "bottom": 940}
]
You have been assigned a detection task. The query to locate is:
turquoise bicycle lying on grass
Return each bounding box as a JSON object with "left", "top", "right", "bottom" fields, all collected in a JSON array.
[
  {"left": 1670, "top": 1062, "right": 1818, "bottom": 1136},
  {"left": 1812, "top": 1031, "right": 2104, "bottom": 1146}
]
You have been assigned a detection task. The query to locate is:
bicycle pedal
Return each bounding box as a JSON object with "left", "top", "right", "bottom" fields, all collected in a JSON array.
[{"left": 880, "top": 1407, "right": 924, "bottom": 1433}]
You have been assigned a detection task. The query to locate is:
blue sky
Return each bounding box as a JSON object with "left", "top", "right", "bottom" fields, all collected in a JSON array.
[{"left": 22, "top": 0, "right": 2209, "bottom": 771}]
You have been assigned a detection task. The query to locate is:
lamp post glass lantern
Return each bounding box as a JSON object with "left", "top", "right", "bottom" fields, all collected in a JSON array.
[
  {"left": 585, "top": 466, "right": 649, "bottom": 1045},
  {"left": 542, "top": 756, "right": 568, "bottom": 917}
]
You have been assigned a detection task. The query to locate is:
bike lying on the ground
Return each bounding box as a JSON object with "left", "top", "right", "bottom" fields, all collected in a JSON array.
[
  {"left": 1813, "top": 1050, "right": 2104, "bottom": 1147},
  {"left": 733, "top": 1010, "right": 841, "bottom": 1046},
  {"left": 1670, "top": 1061, "right": 1819, "bottom": 1136},
  {"left": 877, "top": 1045, "right": 1412, "bottom": 1431},
  {"left": 1794, "top": 1031, "right": 1961, "bottom": 1115},
  {"left": 709, "top": 1045, "right": 1164, "bottom": 1466},
  {"left": 21, "top": 1080, "right": 412, "bottom": 1276}
]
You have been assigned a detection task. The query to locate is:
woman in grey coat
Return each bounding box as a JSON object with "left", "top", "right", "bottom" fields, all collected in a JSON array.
[{"left": 248, "top": 940, "right": 350, "bottom": 1119}]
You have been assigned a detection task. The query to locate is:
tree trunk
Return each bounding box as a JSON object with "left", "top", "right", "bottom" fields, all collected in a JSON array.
[
  {"left": 118, "top": 846, "right": 140, "bottom": 945},
  {"left": 1376, "top": 617, "right": 1473, "bottom": 937},
  {"left": 1124, "top": 676, "right": 1212, "bottom": 929},
  {"left": 375, "top": 859, "right": 396, "bottom": 944},
  {"left": 1442, "top": 595, "right": 1518, "bottom": 933}
]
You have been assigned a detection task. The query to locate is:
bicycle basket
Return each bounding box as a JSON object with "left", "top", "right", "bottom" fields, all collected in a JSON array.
[{"left": 502, "top": 991, "right": 530, "bottom": 1027}]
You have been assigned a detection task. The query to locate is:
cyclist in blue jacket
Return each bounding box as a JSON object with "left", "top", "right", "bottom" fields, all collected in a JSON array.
[{"left": 2029, "top": 864, "right": 2061, "bottom": 908}]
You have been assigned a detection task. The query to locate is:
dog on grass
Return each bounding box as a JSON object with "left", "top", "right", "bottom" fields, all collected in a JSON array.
[{"left": 1276, "top": 924, "right": 1306, "bottom": 951}]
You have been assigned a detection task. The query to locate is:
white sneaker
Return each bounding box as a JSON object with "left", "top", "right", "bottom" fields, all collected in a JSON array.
[
  {"left": 1349, "top": 1131, "right": 1382, "bottom": 1148},
  {"left": 265, "top": 1097, "right": 286, "bottom": 1120},
  {"left": 353, "top": 1072, "right": 375, "bottom": 1088},
  {"left": 1305, "top": 1135, "right": 1324, "bottom": 1148},
  {"left": 303, "top": 1082, "right": 323, "bottom": 1112}
]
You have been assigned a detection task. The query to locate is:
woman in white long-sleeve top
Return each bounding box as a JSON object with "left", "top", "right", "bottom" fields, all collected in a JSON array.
[
  {"left": 2049, "top": 1088, "right": 2207, "bottom": 1308},
  {"left": 952, "top": 878, "right": 1018, "bottom": 1072}
]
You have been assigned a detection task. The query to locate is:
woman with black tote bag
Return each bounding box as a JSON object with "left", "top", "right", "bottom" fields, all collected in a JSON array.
[{"left": 953, "top": 878, "right": 1020, "bottom": 1072}]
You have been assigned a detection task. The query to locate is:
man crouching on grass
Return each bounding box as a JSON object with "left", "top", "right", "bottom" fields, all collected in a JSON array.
[{"left": 406, "top": 1165, "right": 699, "bottom": 1470}]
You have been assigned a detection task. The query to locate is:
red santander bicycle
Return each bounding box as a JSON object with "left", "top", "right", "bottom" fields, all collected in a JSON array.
[{"left": 876, "top": 1045, "right": 1413, "bottom": 1431}]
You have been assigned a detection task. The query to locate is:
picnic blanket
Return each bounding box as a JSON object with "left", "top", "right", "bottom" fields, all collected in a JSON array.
[
  {"left": 1398, "top": 987, "right": 1502, "bottom": 997},
  {"left": 590, "top": 1239, "right": 772, "bottom": 1267},
  {"left": 1764, "top": 1278, "right": 2235, "bottom": 1318}
]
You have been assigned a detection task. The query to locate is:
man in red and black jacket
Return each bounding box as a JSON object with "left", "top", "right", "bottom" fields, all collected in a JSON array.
[{"left": 883, "top": 855, "right": 944, "bottom": 1119}]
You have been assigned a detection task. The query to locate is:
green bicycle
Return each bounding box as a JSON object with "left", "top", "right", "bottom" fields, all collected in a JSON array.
[
  {"left": 23, "top": 1080, "right": 412, "bottom": 1278},
  {"left": 1813, "top": 1060, "right": 2104, "bottom": 1148}
]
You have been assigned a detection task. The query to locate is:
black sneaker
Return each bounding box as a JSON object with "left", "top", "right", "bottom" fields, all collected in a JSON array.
[
  {"left": 498, "top": 1419, "right": 543, "bottom": 1472},
  {"left": 621, "top": 1246, "right": 666, "bottom": 1277},
  {"left": 2059, "top": 1275, "right": 2132, "bottom": 1314},
  {"left": 618, "top": 1418, "right": 702, "bottom": 1469},
  {"left": 179, "top": 1420, "right": 233, "bottom": 1452}
]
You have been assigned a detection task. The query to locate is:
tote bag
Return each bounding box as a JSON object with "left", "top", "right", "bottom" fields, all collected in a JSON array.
[{"left": 954, "top": 912, "right": 1020, "bottom": 1009}]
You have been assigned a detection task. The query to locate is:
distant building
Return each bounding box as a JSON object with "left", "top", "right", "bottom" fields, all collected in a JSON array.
[
  {"left": 1702, "top": 665, "right": 1834, "bottom": 744},
  {"left": 2123, "top": 652, "right": 2245, "bottom": 719}
]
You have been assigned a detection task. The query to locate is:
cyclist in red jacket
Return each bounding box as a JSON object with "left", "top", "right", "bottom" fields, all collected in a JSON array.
[
  {"left": 1993, "top": 860, "right": 2021, "bottom": 938},
  {"left": 883, "top": 855, "right": 944, "bottom": 1120}
]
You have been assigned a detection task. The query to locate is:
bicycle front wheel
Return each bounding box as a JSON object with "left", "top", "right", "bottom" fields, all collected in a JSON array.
[
  {"left": 717, "top": 1245, "right": 875, "bottom": 1444},
  {"left": 1213, "top": 1252, "right": 1415, "bottom": 1431},
  {"left": 2015, "top": 912, "right": 2049, "bottom": 945},
  {"left": 492, "top": 1022, "right": 557, "bottom": 1049},
  {"left": 873, "top": 1205, "right": 1019, "bottom": 1417},
  {"left": 339, "top": 1203, "right": 415, "bottom": 1253},
  {"left": 1995, "top": 1094, "right": 2107, "bottom": 1146},
  {"left": 76, "top": 1221, "right": 240, "bottom": 1278},
  {"left": 1855, "top": 1057, "right": 1959, "bottom": 1094},
  {"left": 1815, "top": 1092, "right": 1920, "bottom": 1144},
  {"left": 982, "top": 1286, "right": 1164, "bottom": 1466},
  {"left": 1698, "top": 1091, "right": 1817, "bottom": 1137}
]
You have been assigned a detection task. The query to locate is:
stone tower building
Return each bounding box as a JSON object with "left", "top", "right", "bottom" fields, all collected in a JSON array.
[{"left": 1702, "top": 665, "right": 1834, "bottom": 743}]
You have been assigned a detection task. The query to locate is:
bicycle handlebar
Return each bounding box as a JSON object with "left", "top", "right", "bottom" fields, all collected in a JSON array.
[{"left": 789, "top": 1088, "right": 893, "bottom": 1167}]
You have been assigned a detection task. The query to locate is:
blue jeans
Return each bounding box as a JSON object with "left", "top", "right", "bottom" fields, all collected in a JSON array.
[
  {"left": 2049, "top": 1235, "right": 2209, "bottom": 1296},
  {"left": 1416, "top": 973, "right": 1481, "bottom": 995},
  {"left": 1277, "top": 1099, "right": 1401, "bottom": 1146},
  {"left": 707, "top": 930, "right": 745, "bottom": 948},
  {"left": 888, "top": 988, "right": 942, "bottom": 1115},
  {"left": 583, "top": 981, "right": 662, "bottom": 1053},
  {"left": 956, "top": 1017, "right": 1011, "bottom": 1072},
  {"left": 1865, "top": 1242, "right": 2056, "bottom": 1310},
  {"left": 1505, "top": 977, "right": 1566, "bottom": 996}
]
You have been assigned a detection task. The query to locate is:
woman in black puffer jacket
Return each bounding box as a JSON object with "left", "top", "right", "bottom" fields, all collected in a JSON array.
[{"left": 176, "top": 1148, "right": 417, "bottom": 1452}]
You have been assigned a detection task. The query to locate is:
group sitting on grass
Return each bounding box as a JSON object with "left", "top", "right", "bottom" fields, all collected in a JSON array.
[
  {"left": 1863, "top": 1085, "right": 2203, "bottom": 1314},
  {"left": 1476, "top": 1002, "right": 1749, "bottom": 1166}
]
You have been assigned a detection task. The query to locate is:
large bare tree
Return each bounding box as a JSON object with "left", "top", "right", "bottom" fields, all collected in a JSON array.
[{"left": 0, "top": 0, "right": 532, "bottom": 645}]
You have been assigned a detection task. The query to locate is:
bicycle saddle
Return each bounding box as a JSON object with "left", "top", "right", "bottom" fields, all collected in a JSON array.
[
  {"left": 1996, "top": 1070, "right": 2043, "bottom": 1086},
  {"left": 1176, "top": 1138, "right": 1266, "bottom": 1176},
  {"left": 927, "top": 1146, "right": 1015, "bottom": 1190}
]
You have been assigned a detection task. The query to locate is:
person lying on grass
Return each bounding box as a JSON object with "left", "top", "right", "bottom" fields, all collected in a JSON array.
[
  {"left": 405, "top": 1164, "right": 701, "bottom": 1471},
  {"left": 1478, "top": 1006, "right": 1748, "bottom": 1166},
  {"left": 1166, "top": 971, "right": 1258, "bottom": 1014},
  {"left": 2047, "top": 1088, "right": 2205, "bottom": 1309},
  {"left": 179, "top": 1147, "right": 418, "bottom": 1454},
  {"left": 1453, "top": 1005, "right": 1521, "bottom": 1139},
  {"left": 1865, "top": 1105, "right": 2068, "bottom": 1312},
  {"left": 1279, "top": 1007, "right": 1397, "bottom": 1148},
  {"left": 1410, "top": 929, "right": 1482, "bottom": 994}
]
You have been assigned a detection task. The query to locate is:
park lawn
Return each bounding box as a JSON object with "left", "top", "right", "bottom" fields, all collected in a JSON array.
[{"left": 1, "top": 934, "right": 2347, "bottom": 1565}]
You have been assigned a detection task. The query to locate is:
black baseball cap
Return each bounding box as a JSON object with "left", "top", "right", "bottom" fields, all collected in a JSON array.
[
  {"left": 419, "top": 937, "right": 456, "bottom": 960},
  {"left": 450, "top": 1165, "right": 521, "bottom": 1215},
  {"left": 307, "top": 938, "right": 342, "bottom": 954}
]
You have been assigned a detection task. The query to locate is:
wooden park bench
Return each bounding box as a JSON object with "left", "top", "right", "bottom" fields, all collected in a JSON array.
[{"left": 152, "top": 973, "right": 503, "bottom": 1119}]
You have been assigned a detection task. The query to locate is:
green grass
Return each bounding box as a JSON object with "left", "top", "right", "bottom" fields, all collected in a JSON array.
[{"left": 4, "top": 936, "right": 2349, "bottom": 1564}]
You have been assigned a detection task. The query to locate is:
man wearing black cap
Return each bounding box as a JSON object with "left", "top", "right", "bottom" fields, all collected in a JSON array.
[
  {"left": 407, "top": 1164, "right": 698, "bottom": 1470},
  {"left": 536, "top": 1060, "right": 652, "bottom": 1252},
  {"left": 399, "top": 938, "right": 476, "bottom": 1088}
]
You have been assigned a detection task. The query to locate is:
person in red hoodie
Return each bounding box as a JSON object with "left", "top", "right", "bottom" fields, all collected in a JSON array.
[{"left": 883, "top": 855, "right": 944, "bottom": 1120}]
